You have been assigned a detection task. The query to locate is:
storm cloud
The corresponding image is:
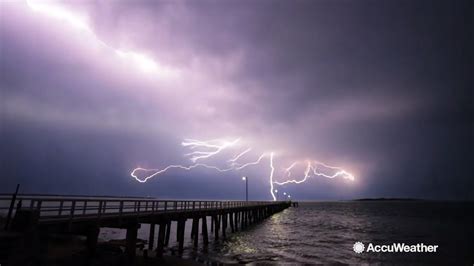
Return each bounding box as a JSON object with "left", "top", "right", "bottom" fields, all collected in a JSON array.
[{"left": 0, "top": 0, "right": 472, "bottom": 200}]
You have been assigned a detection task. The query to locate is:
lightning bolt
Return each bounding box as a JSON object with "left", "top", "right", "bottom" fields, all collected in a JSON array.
[
  {"left": 25, "top": 0, "right": 179, "bottom": 78},
  {"left": 273, "top": 161, "right": 354, "bottom": 185},
  {"left": 311, "top": 160, "right": 355, "bottom": 180},
  {"left": 273, "top": 161, "right": 312, "bottom": 185},
  {"left": 131, "top": 138, "right": 354, "bottom": 201},
  {"left": 269, "top": 152, "right": 277, "bottom": 201},
  {"left": 182, "top": 138, "right": 240, "bottom": 162},
  {"left": 283, "top": 161, "right": 298, "bottom": 178},
  {"left": 234, "top": 153, "right": 267, "bottom": 170},
  {"left": 228, "top": 148, "right": 252, "bottom": 164},
  {"left": 131, "top": 164, "right": 235, "bottom": 184},
  {"left": 132, "top": 153, "right": 269, "bottom": 183},
  {"left": 131, "top": 138, "right": 268, "bottom": 182}
]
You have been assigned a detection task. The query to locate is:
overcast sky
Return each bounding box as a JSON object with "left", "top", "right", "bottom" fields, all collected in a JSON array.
[{"left": 0, "top": 0, "right": 472, "bottom": 200}]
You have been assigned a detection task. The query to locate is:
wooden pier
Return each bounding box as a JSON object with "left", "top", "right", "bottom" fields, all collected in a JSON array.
[{"left": 0, "top": 194, "right": 290, "bottom": 264}]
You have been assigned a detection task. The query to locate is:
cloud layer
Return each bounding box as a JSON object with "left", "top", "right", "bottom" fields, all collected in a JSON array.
[{"left": 1, "top": 0, "right": 472, "bottom": 200}]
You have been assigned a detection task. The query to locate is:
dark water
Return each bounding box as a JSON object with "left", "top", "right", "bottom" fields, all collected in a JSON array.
[
  {"left": 102, "top": 201, "right": 474, "bottom": 264},
  {"left": 196, "top": 201, "right": 473, "bottom": 265}
]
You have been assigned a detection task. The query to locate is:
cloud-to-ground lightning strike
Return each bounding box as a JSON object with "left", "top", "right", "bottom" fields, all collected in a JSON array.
[
  {"left": 269, "top": 153, "right": 276, "bottom": 201},
  {"left": 131, "top": 138, "right": 354, "bottom": 201},
  {"left": 26, "top": 0, "right": 179, "bottom": 78}
]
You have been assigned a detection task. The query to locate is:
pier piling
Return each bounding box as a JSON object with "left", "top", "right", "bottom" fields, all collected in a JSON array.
[
  {"left": 192, "top": 218, "right": 199, "bottom": 248},
  {"left": 164, "top": 220, "right": 171, "bottom": 246},
  {"left": 202, "top": 216, "right": 209, "bottom": 246},
  {"left": 156, "top": 222, "right": 166, "bottom": 257},
  {"left": 177, "top": 219, "right": 186, "bottom": 254},
  {"left": 125, "top": 223, "right": 139, "bottom": 262},
  {"left": 148, "top": 223, "right": 155, "bottom": 251},
  {"left": 0, "top": 194, "right": 291, "bottom": 264}
]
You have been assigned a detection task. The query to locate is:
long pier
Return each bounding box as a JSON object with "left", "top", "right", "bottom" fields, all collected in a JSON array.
[{"left": 0, "top": 193, "right": 290, "bottom": 264}]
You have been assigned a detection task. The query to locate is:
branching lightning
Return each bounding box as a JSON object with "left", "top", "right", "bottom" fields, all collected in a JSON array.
[
  {"left": 229, "top": 148, "right": 252, "bottom": 164},
  {"left": 283, "top": 161, "right": 298, "bottom": 178},
  {"left": 182, "top": 138, "right": 240, "bottom": 162},
  {"left": 278, "top": 161, "right": 313, "bottom": 184},
  {"left": 131, "top": 138, "right": 269, "bottom": 183},
  {"left": 132, "top": 164, "right": 233, "bottom": 184},
  {"left": 131, "top": 137, "right": 354, "bottom": 201},
  {"left": 273, "top": 161, "right": 354, "bottom": 186},
  {"left": 234, "top": 153, "right": 267, "bottom": 170}
]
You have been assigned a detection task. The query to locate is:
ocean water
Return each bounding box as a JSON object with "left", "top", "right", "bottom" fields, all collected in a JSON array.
[{"left": 102, "top": 201, "right": 474, "bottom": 264}]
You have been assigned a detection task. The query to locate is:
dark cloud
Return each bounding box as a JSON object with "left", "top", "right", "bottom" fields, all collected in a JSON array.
[{"left": 0, "top": 0, "right": 472, "bottom": 200}]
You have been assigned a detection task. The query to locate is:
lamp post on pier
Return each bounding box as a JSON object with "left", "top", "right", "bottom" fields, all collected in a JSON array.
[{"left": 242, "top": 176, "right": 248, "bottom": 201}]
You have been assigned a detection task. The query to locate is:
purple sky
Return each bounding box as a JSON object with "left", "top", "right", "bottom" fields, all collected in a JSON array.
[{"left": 0, "top": 0, "right": 472, "bottom": 200}]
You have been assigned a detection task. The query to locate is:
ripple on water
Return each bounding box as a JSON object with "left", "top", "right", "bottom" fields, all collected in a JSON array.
[{"left": 200, "top": 202, "right": 474, "bottom": 264}]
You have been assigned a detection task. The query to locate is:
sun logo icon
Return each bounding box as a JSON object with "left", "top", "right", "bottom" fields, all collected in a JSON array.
[{"left": 353, "top": 241, "right": 365, "bottom": 253}]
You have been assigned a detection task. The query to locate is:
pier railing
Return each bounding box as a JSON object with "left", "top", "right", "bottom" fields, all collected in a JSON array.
[
  {"left": 0, "top": 193, "right": 291, "bottom": 260},
  {"left": 0, "top": 194, "right": 282, "bottom": 222}
]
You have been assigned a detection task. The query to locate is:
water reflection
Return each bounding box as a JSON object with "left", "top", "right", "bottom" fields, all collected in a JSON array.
[
  {"left": 100, "top": 202, "right": 474, "bottom": 264},
  {"left": 213, "top": 202, "right": 473, "bottom": 264}
]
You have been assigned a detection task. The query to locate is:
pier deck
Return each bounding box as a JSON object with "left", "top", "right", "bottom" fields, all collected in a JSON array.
[{"left": 0, "top": 194, "right": 290, "bottom": 264}]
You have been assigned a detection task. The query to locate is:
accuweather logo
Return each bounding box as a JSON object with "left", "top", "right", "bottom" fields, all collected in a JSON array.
[
  {"left": 353, "top": 242, "right": 365, "bottom": 253},
  {"left": 353, "top": 242, "right": 439, "bottom": 253}
]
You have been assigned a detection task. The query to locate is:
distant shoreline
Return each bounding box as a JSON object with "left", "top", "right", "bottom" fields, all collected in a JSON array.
[
  {"left": 286, "top": 198, "right": 472, "bottom": 202},
  {"left": 353, "top": 198, "right": 424, "bottom": 201}
]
